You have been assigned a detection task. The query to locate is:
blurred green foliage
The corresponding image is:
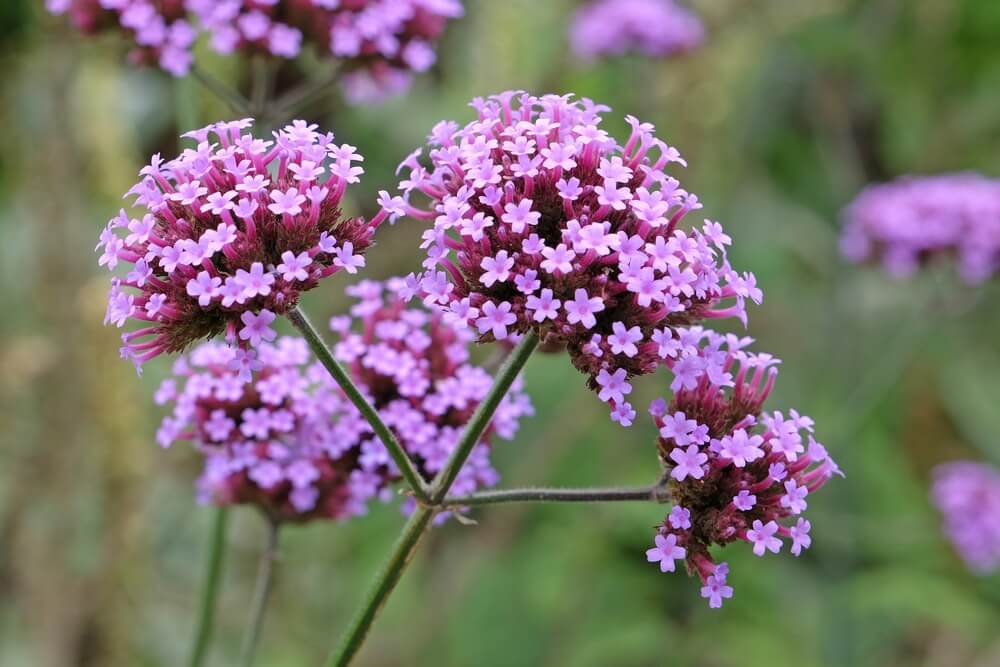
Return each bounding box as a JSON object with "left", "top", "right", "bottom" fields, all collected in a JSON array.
[{"left": 2, "top": 0, "right": 1000, "bottom": 665}]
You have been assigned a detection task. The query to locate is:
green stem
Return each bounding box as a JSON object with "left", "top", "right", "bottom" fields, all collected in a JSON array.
[
  {"left": 238, "top": 518, "right": 281, "bottom": 667},
  {"left": 250, "top": 56, "right": 276, "bottom": 118},
  {"left": 324, "top": 332, "right": 540, "bottom": 667},
  {"left": 286, "top": 305, "right": 432, "bottom": 504},
  {"left": 445, "top": 483, "right": 670, "bottom": 506},
  {"left": 190, "top": 65, "right": 253, "bottom": 116},
  {"left": 188, "top": 507, "right": 228, "bottom": 667},
  {"left": 323, "top": 507, "right": 435, "bottom": 667},
  {"left": 429, "top": 332, "right": 540, "bottom": 504},
  {"left": 263, "top": 66, "right": 341, "bottom": 126}
]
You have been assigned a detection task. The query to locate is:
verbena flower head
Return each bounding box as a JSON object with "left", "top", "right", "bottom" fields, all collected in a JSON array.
[
  {"left": 385, "top": 92, "right": 761, "bottom": 425},
  {"left": 156, "top": 279, "right": 532, "bottom": 521},
  {"left": 156, "top": 336, "right": 384, "bottom": 520},
  {"left": 46, "top": 0, "right": 196, "bottom": 76},
  {"left": 932, "top": 461, "right": 1000, "bottom": 574},
  {"left": 569, "top": 0, "right": 704, "bottom": 61},
  {"left": 187, "top": 0, "right": 464, "bottom": 102},
  {"left": 645, "top": 329, "right": 842, "bottom": 607},
  {"left": 328, "top": 278, "right": 533, "bottom": 502},
  {"left": 841, "top": 173, "right": 1000, "bottom": 284},
  {"left": 99, "top": 118, "right": 376, "bottom": 374}
]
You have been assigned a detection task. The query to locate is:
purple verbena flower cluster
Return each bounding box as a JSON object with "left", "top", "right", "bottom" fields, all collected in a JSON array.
[
  {"left": 156, "top": 278, "right": 532, "bottom": 521},
  {"left": 188, "top": 0, "right": 463, "bottom": 102},
  {"left": 841, "top": 173, "right": 1000, "bottom": 284},
  {"left": 385, "top": 92, "right": 761, "bottom": 426},
  {"left": 156, "top": 336, "right": 385, "bottom": 520},
  {"left": 932, "top": 461, "right": 1000, "bottom": 574},
  {"left": 98, "top": 118, "right": 376, "bottom": 374},
  {"left": 645, "top": 329, "right": 842, "bottom": 607},
  {"left": 569, "top": 0, "right": 704, "bottom": 62},
  {"left": 328, "top": 278, "right": 533, "bottom": 502},
  {"left": 46, "top": 0, "right": 196, "bottom": 75}
]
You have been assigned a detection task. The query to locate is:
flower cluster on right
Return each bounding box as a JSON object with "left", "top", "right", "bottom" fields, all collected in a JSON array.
[
  {"left": 932, "top": 461, "right": 1000, "bottom": 575},
  {"left": 646, "top": 329, "right": 842, "bottom": 607},
  {"left": 841, "top": 172, "right": 1000, "bottom": 284},
  {"left": 569, "top": 0, "right": 704, "bottom": 62}
]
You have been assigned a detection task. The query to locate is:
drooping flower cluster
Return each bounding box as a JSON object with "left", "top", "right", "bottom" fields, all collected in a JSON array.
[
  {"left": 569, "top": 0, "right": 704, "bottom": 62},
  {"left": 932, "top": 461, "right": 1000, "bottom": 574},
  {"left": 328, "top": 278, "right": 533, "bottom": 501},
  {"left": 841, "top": 173, "right": 1000, "bottom": 284},
  {"left": 155, "top": 279, "right": 532, "bottom": 521},
  {"left": 385, "top": 92, "right": 761, "bottom": 425},
  {"left": 45, "top": 0, "right": 196, "bottom": 75},
  {"left": 98, "top": 118, "right": 376, "bottom": 374},
  {"left": 644, "top": 329, "right": 841, "bottom": 607}
]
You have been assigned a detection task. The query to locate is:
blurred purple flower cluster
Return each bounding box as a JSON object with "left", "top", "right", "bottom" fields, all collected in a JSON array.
[
  {"left": 47, "top": 0, "right": 463, "bottom": 99},
  {"left": 646, "top": 329, "right": 842, "bottom": 606},
  {"left": 155, "top": 279, "right": 531, "bottom": 521},
  {"left": 569, "top": 0, "right": 704, "bottom": 62},
  {"left": 841, "top": 173, "right": 1000, "bottom": 284},
  {"left": 98, "top": 118, "right": 375, "bottom": 374},
  {"left": 932, "top": 461, "right": 1000, "bottom": 574},
  {"left": 385, "top": 92, "right": 761, "bottom": 426},
  {"left": 46, "top": 0, "right": 195, "bottom": 75}
]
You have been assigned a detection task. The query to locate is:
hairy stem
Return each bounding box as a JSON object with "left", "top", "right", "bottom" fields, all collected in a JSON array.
[
  {"left": 188, "top": 507, "right": 228, "bottom": 667},
  {"left": 190, "top": 65, "right": 253, "bottom": 116},
  {"left": 263, "top": 66, "right": 341, "bottom": 126},
  {"left": 238, "top": 518, "right": 281, "bottom": 667},
  {"left": 323, "top": 506, "right": 435, "bottom": 667},
  {"left": 324, "top": 332, "right": 540, "bottom": 667},
  {"left": 445, "top": 483, "right": 671, "bottom": 506},
  {"left": 287, "top": 305, "right": 432, "bottom": 503},
  {"left": 429, "top": 332, "right": 540, "bottom": 504}
]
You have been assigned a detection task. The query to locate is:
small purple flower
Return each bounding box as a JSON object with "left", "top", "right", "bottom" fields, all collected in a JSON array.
[
  {"left": 646, "top": 533, "right": 686, "bottom": 573},
  {"left": 669, "top": 445, "right": 707, "bottom": 481},
  {"left": 789, "top": 518, "right": 812, "bottom": 556},
  {"left": 700, "top": 569, "right": 733, "bottom": 609},
  {"left": 747, "top": 520, "right": 782, "bottom": 556}
]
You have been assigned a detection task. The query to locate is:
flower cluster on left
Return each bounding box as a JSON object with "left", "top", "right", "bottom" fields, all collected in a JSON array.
[
  {"left": 98, "top": 118, "right": 376, "bottom": 376},
  {"left": 153, "top": 279, "right": 532, "bottom": 522}
]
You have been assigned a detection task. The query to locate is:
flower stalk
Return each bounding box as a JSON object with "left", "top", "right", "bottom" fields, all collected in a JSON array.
[
  {"left": 445, "top": 483, "right": 671, "bottom": 506},
  {"left": 287, "top": 305, "right": 433, "bottom": 504},
  {"left": 188, "top": 507, "right": 229, "bottom": 667},
  {"left": 323, "top": 331, "right": 540, "bottom": 667},
  {"left": 239, "top": 517, "right": 281, "bottom": 667}
]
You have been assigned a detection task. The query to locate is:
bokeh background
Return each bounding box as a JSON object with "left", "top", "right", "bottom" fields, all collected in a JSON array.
[{"left": 3, "top": 1, "right": 1000, "bottom": 665}]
